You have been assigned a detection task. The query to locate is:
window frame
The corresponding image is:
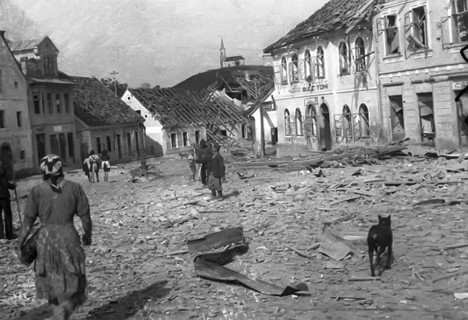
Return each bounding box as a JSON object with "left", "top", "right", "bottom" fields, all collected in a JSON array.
[
  {"left": 354, "top": 36, "right": 367, "bottom": 72},
  {"left": 284, "top": 109, "right": 292, "bottom": 136},
  {"left": 316, "top": 47, "right": 325, "bottom": 78},
  {"left": 280, "top": 57, "right": 288, "bottom": 85},
  {"left": 295, "top": 108, "right": 304, "bottom": 136},
  {"left": 404, "top": 5, "right": 429, "bottom": 52},
  {"left": 16, "top": 111, "right": 22, "bottom": 128},
  {"left": 338, "top": 41, "right": 350, "bottom": 76},
  {"left": 290, "top": 54, "right": 299, "bottom": 83},
  {"left": 304, "top": 49, "right": 313, "bottom": 82}
]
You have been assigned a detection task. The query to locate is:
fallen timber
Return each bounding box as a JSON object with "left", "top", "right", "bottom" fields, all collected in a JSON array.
[{"left": 232, "top": 144, "right": 409, "bottom": 170}]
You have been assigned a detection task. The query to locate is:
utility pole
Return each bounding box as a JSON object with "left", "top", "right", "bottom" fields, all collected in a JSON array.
[{"left": 110, "top": 70, "right": 119, "bottom": 95}]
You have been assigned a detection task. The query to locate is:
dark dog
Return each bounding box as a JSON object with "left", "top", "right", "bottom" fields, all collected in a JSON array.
[{"left": 367, "top": 215, "right": 393, "bottom": 277}]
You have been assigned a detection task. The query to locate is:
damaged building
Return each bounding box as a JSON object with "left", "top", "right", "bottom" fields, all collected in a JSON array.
[
  {"left": 70, "top": 76, "right": 145, "bottom": 162},
  {"left": 265, "top": 0, "right": 468, "bottom": 154},
  {"left": 377, "top": 0, "right": 468, "bottom": 149},
  {"left": 264, "top": 0, "right": 381, "bottom": 156},
  {"left": 121, "top": 87, "right": 247, "bottom": 156}
]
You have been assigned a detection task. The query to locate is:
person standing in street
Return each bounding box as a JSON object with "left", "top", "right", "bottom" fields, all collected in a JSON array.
[
  {"left": 17, "top": 154, "right": 92, "bottom": 320},
  {"left": 207, "top": 143, "right": 225, "bottom": 200},
  {"left": 199, "top": 139, "right": 213, "bottom": 186},
  {"left": 0, "top": 145, "right": 16, "bottom": 240},
  {"left": 187, "top": 148, "right": 197, "bottom": 181}
]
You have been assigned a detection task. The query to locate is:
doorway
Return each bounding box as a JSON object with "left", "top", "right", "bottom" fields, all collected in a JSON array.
[
  {"left": 116, "top": 134, "right": 122, "bottom": 159},
  {"left": 36, "top": 134, "right": 46, "bottom": 163},
  {"left": 418, "top": 93, "right": 435, "bottom": 144},
  {"left": 305, "top": 104, "right": 317, "bottom": 149},
  {"left": 389, "top": 95, "right": 405, "bottom": 141},
  {"left": 319, "top": 103, "right": 332, "bottom": 150}
]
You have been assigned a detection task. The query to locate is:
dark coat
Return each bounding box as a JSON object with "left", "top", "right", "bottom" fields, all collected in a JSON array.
[{"left": 208, "top": 153, "right": 225, "bottom": 178}]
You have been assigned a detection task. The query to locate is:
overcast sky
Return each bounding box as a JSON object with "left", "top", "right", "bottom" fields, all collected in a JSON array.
[{"left": 13, "top": 0, "right": 328, "bottom": 88}]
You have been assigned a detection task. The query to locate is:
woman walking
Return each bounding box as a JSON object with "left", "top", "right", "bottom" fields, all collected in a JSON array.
[
  {"left": 100, "top": 150, "right": 111, "bottom": 182},
  {"left": 17, "top": 154, "right": 92, "bottom": 320}
]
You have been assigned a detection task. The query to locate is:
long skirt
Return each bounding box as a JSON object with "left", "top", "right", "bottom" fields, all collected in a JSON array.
[{"left": 35, "top": 224, "right": 87, "bottom": 308}]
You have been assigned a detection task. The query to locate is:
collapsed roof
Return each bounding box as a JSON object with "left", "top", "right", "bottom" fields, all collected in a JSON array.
[
  {"left": 128, "top": 87, "right": 247, "bottom": 132},
  {"left": 264, "top": 0, "right": 377, "bottom": 53}
]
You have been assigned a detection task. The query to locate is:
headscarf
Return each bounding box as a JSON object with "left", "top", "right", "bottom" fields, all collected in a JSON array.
[{"left": 40, "top": 154, "right": 63, "bottom": 192}]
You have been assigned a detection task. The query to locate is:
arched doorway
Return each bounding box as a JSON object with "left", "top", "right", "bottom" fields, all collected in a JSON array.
[
  {"left": 305, "top": 104, "right": 318, "bottom": 149},
  {"left": 319, "top": 103, "right": 332, "bottom": 150},
  {"left": 358, "top": 103, "right": 370, "bottom": 138},
  {"left": 342, "top": 105, "right": 352, "bottom": 142}
]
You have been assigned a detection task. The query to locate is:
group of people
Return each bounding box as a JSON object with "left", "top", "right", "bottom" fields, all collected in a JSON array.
[
  {"left": 82, "top": 150, "right": 111, "bottom": 182},
  {"left": 188, "top": 139, "right": 226, "bottom": 200}
]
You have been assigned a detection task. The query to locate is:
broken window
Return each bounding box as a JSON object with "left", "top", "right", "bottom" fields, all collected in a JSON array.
[
  {"left": 445, "top": 0, "right": 468, "bottom": 44},
  {"left": 316, "top": 47, "right": 325, "bottom": 78},
  {"left": 339, "top": 42, "right": 349, "bottom": 76},
  {"left": 455, "top": 0, "right": 468, "bottom": 42},
  {"left": 418, "top": 93, "right": 435, "bottom": 142},
  {"left": 284, "top": 109, "right": 292, "bottom": 136},
  {"left": 405, "top": 6, "right": 428, "bottom": 51},
  {"left": 295, "top": 108, "right": 303, "bottom": 136},
  {"left": 355, "top": 37, "right": 366, "bottom": 72},
  {"left": 383, "top": 14, "right": 400, "bottom": 56},
  {"left": 290, "top": 54, "right": 299, "bottom": 83},
  {"left": 281, "top": 57, "right": 288, "bottom": 84},
  {"left": 304, "top": 50, "right": 313, "bottom": 82}
]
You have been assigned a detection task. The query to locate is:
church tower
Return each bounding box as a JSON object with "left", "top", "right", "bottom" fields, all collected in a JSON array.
[{"left": 220, "top": 38, "right": 226, "bottom": 68}]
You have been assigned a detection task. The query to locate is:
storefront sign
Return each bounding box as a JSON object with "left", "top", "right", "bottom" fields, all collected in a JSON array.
[
  {"left": 302, "top": 83, "right": 329, "bottom": 92},
  {"left": 453, "top": 81, "right": 468, "bottom": 90}
]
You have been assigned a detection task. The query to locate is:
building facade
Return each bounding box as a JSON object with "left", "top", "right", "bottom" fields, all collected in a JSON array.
[
  {"left": 9, "top": 36, "right": 79, "bottom": 169},
  {"left": 71, "top": 76, "right": 145, "bottom": 163},
  {"left": 376, "top": 0, "right": 468, "bottom": 149},
  {"left": 0, "top": 31, "right": 34, "bottom": 175},
  {"left": 264, "top": 0, "right": 381, "bottom": 156}
]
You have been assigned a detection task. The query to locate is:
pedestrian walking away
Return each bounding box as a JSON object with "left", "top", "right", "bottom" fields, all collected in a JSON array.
[
  {"left": 100, "top": 150, "right": 111, "bottom": 182},
  {"left": 17, "top": 154, "right": 93, "bottom": 320},
  {"left": 207, "top": 143, "right": 225, "bottom": 200},
  {"left": 86, "top": 150, "right": 101, "bottom": 183}
]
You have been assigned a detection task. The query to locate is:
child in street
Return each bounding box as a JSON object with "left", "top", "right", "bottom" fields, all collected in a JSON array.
[
  {"left": 207, "top": 143, "right": 225, "bottom": 200},
  {"left": 188, "top": 148, "right": 197, "bottom": 181},
  {"left": 101, "top": 150, "right": 111, "bottom": 182}
]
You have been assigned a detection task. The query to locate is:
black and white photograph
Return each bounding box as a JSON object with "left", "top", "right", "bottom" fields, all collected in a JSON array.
[{"left": 1, "top": 0, "right": 468, "bottom": 319}]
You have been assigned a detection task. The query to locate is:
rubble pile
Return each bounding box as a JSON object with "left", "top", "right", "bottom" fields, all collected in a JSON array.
[{"left": 1, "top": 146, "right": 468, "bottom": 319}]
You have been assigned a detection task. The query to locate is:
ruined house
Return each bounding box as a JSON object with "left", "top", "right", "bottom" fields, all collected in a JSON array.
[
  {"left": 264, "top": 0, "right": 381, "bottom": 156},
  {"left": 121, "top": 87, "right": 247, "bottom": 156},
  {"left": 70, "top": 76, "right": 145, "bottom": 162},
  {"left": 376, "top": 0, "right": 468, "bottom": 149}
]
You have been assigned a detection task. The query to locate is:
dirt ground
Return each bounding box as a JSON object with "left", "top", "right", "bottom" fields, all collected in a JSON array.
[{"left": 1, "top": 147, "right": 468, "bottom": 320}]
